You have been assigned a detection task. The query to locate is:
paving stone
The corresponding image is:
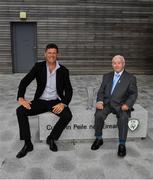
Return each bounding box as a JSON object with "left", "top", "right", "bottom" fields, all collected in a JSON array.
[
  {"left": 75, "top": 143, "right": 98, "bottom": 160},
  {"left": 126, "top": 145, "right": 141, "bottom": 158},
  {"left": 53, "top": 155, "right": 76, "bottom": 172},
  {"left": 29, "top": 144, "right": 53, "bottom": 164},
  {"left": 56, "top": 141, "right": 75, "bottom": 151},
  {"left": 131, "top": 162, "right": 153, "bottom": 179},
  {"left": 50, "top": 153, "right": 77, "bottom": 179},
  {"left": 78, "top": 167, "right": 105, "bottom": 179},
  {"left": 0, "top": 130, "right": 15, "bottom": 142},
  {"left": 1, "top": 157, "right": 25, "bottom": 174},
  {"left": 25, "top": 167, "right": 46, "bottom": 179},
  {"left": 76, "top": 164, "right": 105, "bottom": 179}
]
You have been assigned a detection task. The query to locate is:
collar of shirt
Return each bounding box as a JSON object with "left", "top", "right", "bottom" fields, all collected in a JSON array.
[
  {"left": 114, "top": 69, "right": 124, "bottom": 77},
  {"left": 46, "top": 61, "right": 60, "bottom": 76}
]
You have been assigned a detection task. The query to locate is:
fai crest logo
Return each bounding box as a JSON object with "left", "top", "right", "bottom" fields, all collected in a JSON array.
[{"left": 128, "top": 119, "right": 139, "bottom": 131}]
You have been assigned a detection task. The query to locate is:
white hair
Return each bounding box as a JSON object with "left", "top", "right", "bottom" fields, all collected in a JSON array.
[{"left": 112, "top": 55, "right": 125, "bottom": 63}]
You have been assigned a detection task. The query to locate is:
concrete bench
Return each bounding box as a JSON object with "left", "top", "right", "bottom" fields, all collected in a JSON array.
[{"left": 38, "top": 104, "right": 148, "bottom": 141}]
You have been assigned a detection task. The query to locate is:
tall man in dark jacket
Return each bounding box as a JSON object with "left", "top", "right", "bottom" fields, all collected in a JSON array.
[
  {"left": 16, "top": 43, "right": 73, "bottom": 158},
  {"left": 91, "top": 55, "right": 138, "bottom": 157}
]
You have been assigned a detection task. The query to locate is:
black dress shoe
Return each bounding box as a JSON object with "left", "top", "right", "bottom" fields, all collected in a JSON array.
[
  {"left": 118, "top": 144, "right": 126, "bottom": 157},
  {"left": 46, "top": 136, "right": 58, "bottom": 152},
  {"left": 91, "top": 139, "right": 103, "bottom": 150},
  {"left": 16, "top": 144, "right": 33, "bottom": 158}
]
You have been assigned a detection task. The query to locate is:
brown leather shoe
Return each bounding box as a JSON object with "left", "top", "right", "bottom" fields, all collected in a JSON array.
[{"left": 16, "top": 144, "right": 33, "bottom": 158}]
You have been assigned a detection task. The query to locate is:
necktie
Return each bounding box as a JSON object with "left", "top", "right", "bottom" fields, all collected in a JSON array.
[{"left": 111, "top": 73, "right": 120, "bottom": 94}]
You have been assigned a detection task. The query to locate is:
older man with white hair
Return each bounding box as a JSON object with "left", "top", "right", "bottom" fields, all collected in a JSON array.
[{"left": 91, "top": 55, "right": 138, "bottom": 157}]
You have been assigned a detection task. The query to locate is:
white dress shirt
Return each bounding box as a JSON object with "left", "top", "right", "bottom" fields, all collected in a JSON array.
[{"left": 40, "top": 61, "right": 60, "bottom": 101}]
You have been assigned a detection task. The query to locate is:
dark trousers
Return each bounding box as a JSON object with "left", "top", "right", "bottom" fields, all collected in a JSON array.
[
  {"left": 16, "top": 99, "right": 72, "bottom": 140},
  {"left": 94, "top": 104, "right": 129, "bottom": 141}
]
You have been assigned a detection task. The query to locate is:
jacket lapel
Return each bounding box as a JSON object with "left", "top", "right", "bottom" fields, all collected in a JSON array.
[
  {"left": 56, "top": 67, "right": 61, "bottom": 93},
  {"left": 109, "top": 72, "right": 114, "bottom": 95},
  {"left": 41, "top": 61, "right": 47, "bottom": 88}
]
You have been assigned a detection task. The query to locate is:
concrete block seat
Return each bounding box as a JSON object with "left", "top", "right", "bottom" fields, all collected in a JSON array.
[{"left": 38, "top": 104, "right": 148, "bottom": 141}]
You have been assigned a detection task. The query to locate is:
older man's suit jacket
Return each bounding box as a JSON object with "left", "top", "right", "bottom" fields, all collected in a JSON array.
[
  {"left": 17, "top": 61, "right": 73, "bottom": 106},
  {"left": 97, "top": 70, "right": 137, "bottom": 112}
]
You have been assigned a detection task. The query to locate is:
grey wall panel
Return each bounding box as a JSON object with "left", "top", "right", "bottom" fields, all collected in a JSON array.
[{"left": 0, "top": 0, "right": 153, "bottom": 74}]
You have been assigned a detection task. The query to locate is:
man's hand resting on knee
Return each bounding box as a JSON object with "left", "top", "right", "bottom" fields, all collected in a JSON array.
[
  {"left": 52, "top": 103, "right": 65, "bottom": 114},
  {"left": 18, "top": 97, "right": 32, "bottom": 110}
]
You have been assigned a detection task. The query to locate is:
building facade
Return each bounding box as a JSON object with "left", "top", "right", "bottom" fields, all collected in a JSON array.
[{"left": 0, "top": 0, "right": 153, "bottom": 74}]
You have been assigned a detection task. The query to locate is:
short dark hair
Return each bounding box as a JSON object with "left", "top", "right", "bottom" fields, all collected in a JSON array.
[{"left": 45, "top": 43, "right": 58, "bottom": 53}]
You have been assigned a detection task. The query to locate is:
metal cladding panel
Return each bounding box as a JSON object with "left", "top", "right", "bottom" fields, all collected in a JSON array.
[{"left": 0, "top": 0, "right": 153, "bottom": 74}]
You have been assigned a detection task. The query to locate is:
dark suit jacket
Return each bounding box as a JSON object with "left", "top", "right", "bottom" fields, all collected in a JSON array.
[
  {"left": 97, "top": 70, "right": 138, "bottom": 112},
  {"left": 17, "top": 61, "right": 73, "bottom": 106}
]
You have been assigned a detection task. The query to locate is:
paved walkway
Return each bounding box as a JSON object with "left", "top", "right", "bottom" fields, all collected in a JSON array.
[{"left": 0, "top": 74, "right": 153, "bottom": 179}]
